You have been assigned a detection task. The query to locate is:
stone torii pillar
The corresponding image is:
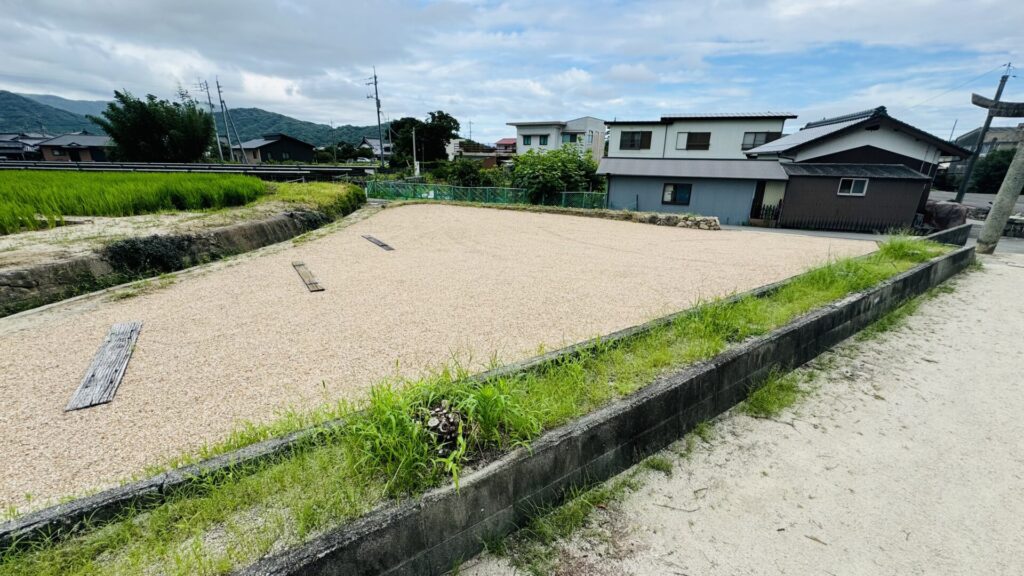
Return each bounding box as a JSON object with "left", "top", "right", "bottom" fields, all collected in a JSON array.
[{"left": 971, "top": 93, "right": 1024, "bottom": 254}]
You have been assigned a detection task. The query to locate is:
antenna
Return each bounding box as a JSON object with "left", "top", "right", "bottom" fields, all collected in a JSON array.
[
  {"left": 366, "top": 67, "right": 385, "bottom": 166},
  {"left": 195, "top": 79, "right": 224, "bottom": 161}
]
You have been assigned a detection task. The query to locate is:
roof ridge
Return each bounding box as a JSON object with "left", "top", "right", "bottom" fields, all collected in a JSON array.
[{"left": 802, "top": 106, "right": 887, "bottom": 130}]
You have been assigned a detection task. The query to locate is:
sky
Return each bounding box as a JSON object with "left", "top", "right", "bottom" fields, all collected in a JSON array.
[{"left": 1, "top": 0, "right": 1022, "bottom": 145}]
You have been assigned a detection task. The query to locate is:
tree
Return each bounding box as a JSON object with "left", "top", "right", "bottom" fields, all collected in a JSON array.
[
  {"left": 89, "top": 90, "right": 214, "bottom": 162},
  {"left": 389, "top": 111, "right": 461, "bottom": 167},
  {"left": 969, "top": 148, "right": 1018, "bottom": 194},
  {"left": 511, "top": 145, "right": 603, "bottom": 204}
]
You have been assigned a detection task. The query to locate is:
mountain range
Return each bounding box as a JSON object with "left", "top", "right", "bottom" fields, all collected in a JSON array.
[{"left": 0, "top": 90, "right": 382, "bottom": 147}]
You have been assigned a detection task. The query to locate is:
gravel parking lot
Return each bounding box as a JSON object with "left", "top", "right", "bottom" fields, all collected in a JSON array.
[{"left": 0, "top": 203, "right": 874, "bottom": 512}]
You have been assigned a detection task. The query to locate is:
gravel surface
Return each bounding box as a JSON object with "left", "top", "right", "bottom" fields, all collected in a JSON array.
[
  {"left": 465, "top": 252, "right": 1024, "bottom": 576},
  {"left": 0, "top": 203, "right": 873, "bottom": 512}
]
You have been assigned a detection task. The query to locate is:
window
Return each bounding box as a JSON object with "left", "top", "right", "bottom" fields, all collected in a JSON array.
[
  {"left": 52, "top": 149, "right": 62, "bottom": 156},
  {"left": 586, "top": 131, "right": 594, "bottom": 144},
  {"left": 282, "top": 152, "right": 290, "bottom": 160},
  {"left": 538, "top": 135, "right": 549, "bottom": 146},
  {"left": 742, "top": 132, "right": 782, "bottom": 150},
  {"left": 562, "top": 133, "right": 579, "bottom": 144},
  {"left": 837, "top": 178, "right": 868, "bottom": 196},
  {"left": 676, "top": 132, "right": 711, "bottom": 150},
  {"left": 662, "top": 183, "right": 692, "bottom": 205},
  {"left": 620, "top": 131, "right": 652, "bottom": 150},
  {"left": 523, "top": 135, "right": 532, "bottom": 145}
]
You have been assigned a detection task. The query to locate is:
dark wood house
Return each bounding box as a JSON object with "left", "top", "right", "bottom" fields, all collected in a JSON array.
[
  {"left": 744, "top": 107, "right": 971, "bottom": 231},
  {"left": 233, "top": 133, "right": 315, "bottom": 163}
]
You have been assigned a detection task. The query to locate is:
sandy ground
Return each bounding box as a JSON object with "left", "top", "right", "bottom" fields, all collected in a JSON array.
[
  {"left": 0, "top": 203, "right": 873, "bottom": 512},
  {"left": 464, "top": 252, "right": 1024, "bottom": 576},
  {"left": 0, "top": 201, "right": 289, "bottom": 269}
]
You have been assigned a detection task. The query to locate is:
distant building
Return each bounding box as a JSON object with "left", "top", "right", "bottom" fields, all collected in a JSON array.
[
  {"left": 946, "top": 123, "right": 1024, "bottom": 180},
  {"left": 507, "top": 116, "right": 606, "bottom": 158},
  {"left": 35, "top": 131, "right": 112, "bottom": 162},
  {"left": 495, "top": 137, "right": 517, "bottom": 155},
  {"left": 359, "top": 137, "right": 393, "bottom": 160},
  {"left": 0, "top": 132, "right": 52, "bottom": 160},
  {"left": 232, "top": 133, "right": 315, "bottom": 163}
]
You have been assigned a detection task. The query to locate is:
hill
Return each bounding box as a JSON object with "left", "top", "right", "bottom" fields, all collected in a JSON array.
[
  {"left": 18, "top": 93, "right": 110, "bottom": 117},
  {"left": 0, "top": 91, "right": 100, "bottom": 134},
  {"left": 213, "top": 107, "right": 384, "bottom": 147},
  {"left": 1, "top": 90, "right": 382, "bottom": 147}
]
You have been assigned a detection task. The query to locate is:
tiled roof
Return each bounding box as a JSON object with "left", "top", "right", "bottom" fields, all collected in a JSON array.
[{"left": 782, "top": 163, "right": 930, "bottom": 180}]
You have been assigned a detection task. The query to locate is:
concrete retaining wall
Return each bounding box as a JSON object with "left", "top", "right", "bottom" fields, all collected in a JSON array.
[
  {"left": 237, "top": 246, "right": 975, "bottom": 576},
  {"left": 0, "top": 211, "right": 330, "bottom": 318},
  {"left": 925, "top": 222, "right": 972, "bottom": 247}
]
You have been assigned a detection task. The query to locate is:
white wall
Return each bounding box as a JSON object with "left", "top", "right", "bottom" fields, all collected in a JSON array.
[
  {"left": 515, "top": 125, "right": 562, "bottom": 154},
  {"left": 793, "top": 121, "right": 943, "bottom": 169},
  {"left": 608, "top": 118, "right": 789, "bottom": 159}
]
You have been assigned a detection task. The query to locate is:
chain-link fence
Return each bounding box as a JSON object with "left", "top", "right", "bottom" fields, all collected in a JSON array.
[
  {"left": 541, "top": 191, "right": 608, "bottom": 209},
  {"left": 366, "top": 180, "right": 530, "bottom": 204}
]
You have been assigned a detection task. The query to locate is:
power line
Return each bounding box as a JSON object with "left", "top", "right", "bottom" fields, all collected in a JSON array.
[{"left": 903, "top": 62, "right": 1012, "bottom": 111}]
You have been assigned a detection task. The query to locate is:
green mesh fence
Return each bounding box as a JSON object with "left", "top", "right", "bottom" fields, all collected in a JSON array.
[
  {"left": 543, "top": 192, "right": 607, "bottom": 209},
  {"left": 365, "top": 181, "right": 530, "bottom": 204}
]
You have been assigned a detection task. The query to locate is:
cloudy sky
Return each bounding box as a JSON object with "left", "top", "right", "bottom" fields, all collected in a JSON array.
[{"left": 1, "top": 0, "right": 1022, "bottom": 144}]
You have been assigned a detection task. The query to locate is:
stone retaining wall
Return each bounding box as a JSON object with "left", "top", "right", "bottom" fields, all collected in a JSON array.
[{"left": 0, "top": 211, "right": 331, "bottom": 318}]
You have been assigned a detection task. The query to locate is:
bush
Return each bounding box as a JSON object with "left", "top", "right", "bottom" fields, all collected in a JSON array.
[
  {"left": 969, "top": 148, "right": 1016, "bottom": 194},
  {"left": 511, "top": 145, "right": 603, "bottom": 204}
]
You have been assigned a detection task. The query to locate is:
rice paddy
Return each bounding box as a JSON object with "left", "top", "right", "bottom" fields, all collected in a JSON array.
[{"left": 0, "top": 172, "right": 267, "bottom": 234}]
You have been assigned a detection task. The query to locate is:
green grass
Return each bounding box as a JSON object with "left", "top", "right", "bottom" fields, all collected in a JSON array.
[
  {"left": 0, "top": 172, "right": 267, "bottom": 234},
  {"left": 0, "top": 237, "right": 952, "bottom": 575},
  {"left": 743, "top": 369, "right": 805, "bottom": 418},
  {"left": 259, "top": 182, "right": 366, "bottom": 219}
]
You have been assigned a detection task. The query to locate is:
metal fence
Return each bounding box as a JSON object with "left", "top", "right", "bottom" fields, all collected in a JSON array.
[
  {"left": 366, "top": 180, "right": 530, "bottom": 204},
  {"left": 541, "top": 191, "right": 608, "bottom": 209}
]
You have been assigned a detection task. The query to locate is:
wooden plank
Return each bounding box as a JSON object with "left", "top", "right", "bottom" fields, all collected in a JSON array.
[
  {"left": 362, "top": 235, "right": 394, "bottom": 251},
  {"left": 66, "top": 322, "right": 143, "bottom": 411},
  {"left": 292, "top": 261, "right": 325, "bottom": 292}
]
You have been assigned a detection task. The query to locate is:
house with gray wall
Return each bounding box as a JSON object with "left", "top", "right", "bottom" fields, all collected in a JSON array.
[
  {"left": 599, "top": 113, "right": 796, "bottom": 225},
  {"left": 507, "top": 116, "right": 605, "bottom": 158}
]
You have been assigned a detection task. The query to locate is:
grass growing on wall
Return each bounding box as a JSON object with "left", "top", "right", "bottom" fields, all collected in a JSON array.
[
  {"left": 0, "top": 238, "right": 951, "bottom": 576},
  {"left": 0, "top": 172, "right": 267, "bottom": 234}
]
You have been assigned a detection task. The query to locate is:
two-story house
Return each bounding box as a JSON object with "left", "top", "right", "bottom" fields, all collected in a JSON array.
[
  {"left": 598, "top": 113, "right": 796, "bottom": 225},
  {"left": 507, "top": 116, "right": 606, "bottom": 158}
]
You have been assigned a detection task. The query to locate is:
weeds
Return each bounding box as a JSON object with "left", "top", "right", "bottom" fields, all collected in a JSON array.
[
  {"left": 743, "top": 369, "right": 805, "bottom": 418},
  {"left": 0, "top": 236, "right": 952, "bottom": 575},
  {"left": 641, "top": 455, "right": 673, "bottom": 475}
]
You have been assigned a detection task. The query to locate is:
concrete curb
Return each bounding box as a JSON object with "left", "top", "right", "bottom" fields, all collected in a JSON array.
[
  {"left": 0, "top": 230, "right": 969, "bottom": 554},
  {"left": 925, "top": 223, "right": 972, "bottom": 247},
  {"left": 235, "top": 245, "right": 975, "bottom": 576}
]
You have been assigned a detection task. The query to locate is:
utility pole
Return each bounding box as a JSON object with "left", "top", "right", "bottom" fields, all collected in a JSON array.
[
  {"left": 217, "top": 78, "right": 248, "bottom": 164},
  {"left": 367, "top": 67, "right": 385, "bottom": 167},
  {"left": 969, "top": 92, "right": 1024, "bottom": 254},
  {"left": 468, "top": 120, "right": 473, "bottom": 141},
  {"left": 196, "top": 79, "right": 224, "bottom": 161},
  {"left": 412, "top": 126, "right": 419, "bottom": 176},
  {"left": 215, "top": 79, "right": 237, "bottom": 163},
  {"left": 956, "top": 63, "right": 1013, "bottom": 203},
  {"left": 330, "top": 120, "right": 337, "bottom": 164}
]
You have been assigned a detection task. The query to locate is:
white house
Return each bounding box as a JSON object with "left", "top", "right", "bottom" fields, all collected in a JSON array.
[
  {"left": 506, "top": 116, "right": 606, "bottom": 158},
  {"left": 599, "top": 113, "right": 796, "bottom": 225}
]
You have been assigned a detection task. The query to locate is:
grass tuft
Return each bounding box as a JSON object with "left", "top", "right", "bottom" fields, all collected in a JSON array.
[{"left": 743, "top": 369, "right": 805, "bottom": 418}]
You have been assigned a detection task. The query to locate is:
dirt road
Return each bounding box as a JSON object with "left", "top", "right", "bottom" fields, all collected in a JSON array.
[{"left": 465, "top": 252, "right": 1024, "bottom": 575}]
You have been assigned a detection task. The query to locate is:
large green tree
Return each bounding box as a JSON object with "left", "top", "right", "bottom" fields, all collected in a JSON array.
[
  {"left": 511, "top": 145, "right": 603, "bottom": 203},
  {"left": 89, "top": 90, "right": 214, "bottom": 162},
  {"left": 389, "top": 111, "right": 460, "bottom": 167},
  {"left": 969, "top": 148, "right": 1020, "bottom": 195}
]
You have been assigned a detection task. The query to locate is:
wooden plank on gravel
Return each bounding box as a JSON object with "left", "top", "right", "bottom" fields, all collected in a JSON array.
[
  {"left": 65, "top": 321, "right": 143, "bottom": 411},
  {"left": 292, "top": 261, "right": 325, "bottom": 292},
  {"left": 362, "top": 235, "right": 394, "bottom": 251}
]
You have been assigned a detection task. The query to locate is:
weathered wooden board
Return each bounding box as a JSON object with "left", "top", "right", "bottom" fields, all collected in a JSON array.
[
  {"left": 362, "top": 235, "right": 394, "bottom": 251},
  {"left": 65, "top": 321, "right": 143, "bottom": 411},
  {"left": 292, "top": 261, "right": 325, "bottom": 292}
]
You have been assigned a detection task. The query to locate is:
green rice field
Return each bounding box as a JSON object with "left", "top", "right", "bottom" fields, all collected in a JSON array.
[{"left": 0, "top": 172, "right": 267, "bottom": 234}]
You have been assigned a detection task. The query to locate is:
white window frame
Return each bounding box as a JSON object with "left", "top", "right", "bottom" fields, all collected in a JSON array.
[{"left": 837, "top": 178, "right": 869, "bottom": 197}]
